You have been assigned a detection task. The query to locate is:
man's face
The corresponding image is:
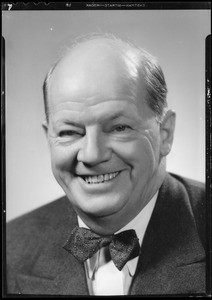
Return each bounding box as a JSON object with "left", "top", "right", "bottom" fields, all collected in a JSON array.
[{"left": 47, "top": 41, "right": 162, "bottom": 228}]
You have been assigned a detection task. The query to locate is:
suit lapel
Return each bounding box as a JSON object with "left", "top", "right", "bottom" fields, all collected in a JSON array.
[
  {"left": 17, "top": 250, "right": 89, "bottom": 295},
  {"left": 130, "top": 173, "right": 205, "bottom": 295},
  {"left": 17, "top": 245, "right": 89, "bottom": 295},
  {"left": 16, "top": 198, "right": 89, "bottom": 295}
]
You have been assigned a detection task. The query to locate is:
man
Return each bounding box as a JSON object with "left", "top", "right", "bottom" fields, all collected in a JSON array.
[{"left": 6, "top": 35, "right": 206, "bottom": 295}]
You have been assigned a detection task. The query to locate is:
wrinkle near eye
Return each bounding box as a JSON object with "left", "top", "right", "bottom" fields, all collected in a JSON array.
[
  {"left": 49, "top": 135, "right": 80, "bottom": 147},
  {"left": 138, "top": 128, "right": 159, "bottom": 149}
]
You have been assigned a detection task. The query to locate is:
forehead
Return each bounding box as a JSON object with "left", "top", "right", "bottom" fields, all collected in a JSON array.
[
  {"left": 48, "top": 39, "right": 150, "bottom": 121},
  {"left": 51, "top": 98, "right": 143, "bottom": 126}
]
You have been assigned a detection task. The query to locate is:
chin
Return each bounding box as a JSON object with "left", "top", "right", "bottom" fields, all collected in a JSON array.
[{"left": 73, "top": 193, "right": 129, "bottom": 218}]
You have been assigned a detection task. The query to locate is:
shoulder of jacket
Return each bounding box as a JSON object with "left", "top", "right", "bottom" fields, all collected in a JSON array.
[
  {"left": 7, "top": 195, "right": 74, "bottom": 247},
  {"left": 168, "top": 172, "right": 206, "bottom": 248}
]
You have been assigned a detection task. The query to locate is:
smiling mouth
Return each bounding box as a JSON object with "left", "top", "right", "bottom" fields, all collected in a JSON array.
[{"left": 80, "top": 172, "right": 119, "bottom": 184}]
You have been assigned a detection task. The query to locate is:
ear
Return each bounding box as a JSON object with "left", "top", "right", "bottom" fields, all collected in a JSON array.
[
  {"left": 42, "top": 120, "right": 48, "bottom": 138},
  {"left": 160, "top": 110, "right": 176, "bottom": 157}
]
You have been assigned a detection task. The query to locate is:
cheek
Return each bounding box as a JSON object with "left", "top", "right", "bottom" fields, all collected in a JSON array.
[
  {"left": 112, "top": 134, "right": 159, "bottom": 177},
  {"left": 49, "top": 144, "right": 77, "bottom": 174},
  {"left": 139, "top": 135, "right": 160, "bottom": 172}
]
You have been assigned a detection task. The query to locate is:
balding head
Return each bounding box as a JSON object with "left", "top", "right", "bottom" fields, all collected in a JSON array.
[{"left": 43, "top": 35, "right": 168, "bottom": 123}]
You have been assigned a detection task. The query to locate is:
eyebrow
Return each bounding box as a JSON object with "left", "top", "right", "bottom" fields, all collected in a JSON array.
[
  {"left": 110, "top": 112, "right": 128, "bottom": 119},
  {"left": 99, "top": 111, "right": 132, "bottom": 123},
  {"left": 55, "top": 120, "right": 84, "bottom": 128}
]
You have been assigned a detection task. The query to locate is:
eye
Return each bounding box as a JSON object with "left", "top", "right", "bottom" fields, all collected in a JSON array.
[
  {"left": 59, "top": 130, "right": 82, "bottom": 137},
  {"left": 113, "top": 125, "right": 132, "bottom": 132}
]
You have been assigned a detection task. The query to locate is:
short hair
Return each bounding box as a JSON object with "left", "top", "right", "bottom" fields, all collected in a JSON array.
[{"left": 43, "top": 34, "right": 168, "bottom": 123}]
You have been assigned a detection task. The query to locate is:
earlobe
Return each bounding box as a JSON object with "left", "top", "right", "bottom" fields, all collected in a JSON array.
[
  {"left": 42, "top": 120, "right": 48, "bottom": 138},
  {"left": 160, "top": 110, "right": 176, "bottom": 157}
]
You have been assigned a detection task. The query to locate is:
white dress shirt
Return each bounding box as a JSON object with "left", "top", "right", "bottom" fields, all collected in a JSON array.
[{"left": 78, "top": 193, "right": 158, "bottom": 295}]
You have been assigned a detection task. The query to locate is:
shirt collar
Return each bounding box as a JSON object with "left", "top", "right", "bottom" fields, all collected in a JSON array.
[{"left": 78, "top": 192, "right": 158, "bottom": 279}]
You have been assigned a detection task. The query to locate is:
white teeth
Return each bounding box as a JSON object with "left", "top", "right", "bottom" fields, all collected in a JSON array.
[
  {"left": 84, "top": 172, "right": 119, "bottom": 184},
  {"left": 99, "top": 175, "right": 104, "bottom": 182},
  {"left": 104, "top": 174, "right": 109, "bottom": 181},
  {"left": 92, "top": 176, "right": 97, "bottom": 183}
]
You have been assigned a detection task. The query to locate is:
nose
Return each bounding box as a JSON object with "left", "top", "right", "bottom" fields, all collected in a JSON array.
[{"left": 77, "top": 127, "right": 111, "bottom": 166}]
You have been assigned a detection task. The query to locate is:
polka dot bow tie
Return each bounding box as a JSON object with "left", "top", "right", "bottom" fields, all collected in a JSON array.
[{"left": 63, "top": 226, "right": 140, "bottom": 271}]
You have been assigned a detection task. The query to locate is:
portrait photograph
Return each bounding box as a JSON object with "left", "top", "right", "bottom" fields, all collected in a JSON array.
[{"left": 2, "top": 2, "right": 211, "bottom": 296}]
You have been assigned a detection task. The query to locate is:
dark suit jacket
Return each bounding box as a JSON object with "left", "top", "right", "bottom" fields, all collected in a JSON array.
[{"left": 6, "top": 173, "right": 206, "bottom": 296}]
